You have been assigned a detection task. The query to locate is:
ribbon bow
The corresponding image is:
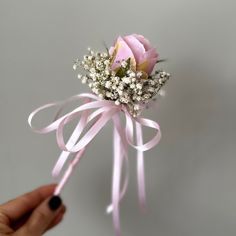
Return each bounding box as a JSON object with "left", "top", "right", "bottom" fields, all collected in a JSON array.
[{"left": 28, "top": 92, "right": 161, "bottom": 236}]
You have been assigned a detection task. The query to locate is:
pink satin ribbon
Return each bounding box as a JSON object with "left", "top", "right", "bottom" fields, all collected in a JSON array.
[{"left": 28, "top": 93, "right": 161, "bottom": 236}]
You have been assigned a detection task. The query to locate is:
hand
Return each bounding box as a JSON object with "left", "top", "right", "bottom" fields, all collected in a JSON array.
[{"left": 0, "top": 184, "right": 66, "bottom": 236}]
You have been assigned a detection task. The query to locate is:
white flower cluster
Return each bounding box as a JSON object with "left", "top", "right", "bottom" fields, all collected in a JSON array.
[{"left": 73, "top": 48, "right": 170, "bottom": 116}]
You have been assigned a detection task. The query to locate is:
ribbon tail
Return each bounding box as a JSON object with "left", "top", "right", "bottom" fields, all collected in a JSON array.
[
  {"left": 112, "top": 120, "right": 123, "bottom": 236},
  {"left": 135, "top": 121, "right": 147, "bottom": 212},
  {"left": 52, "top": 108, "right": 90, "bottom": 177},
  {"left": 53, "top": 109, "right": 109, "bottom": 194},
  {"left": 54, "top": 148, "right": 86, "bottom": 195},
  {"left": 107, "top": 114, "right": 129, "bottom": 214}
]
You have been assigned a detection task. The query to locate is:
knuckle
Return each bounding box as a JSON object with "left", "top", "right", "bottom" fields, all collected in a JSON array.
[
  {"left": 0, "top": 211, "right": 10, "bottom": 225},
  {"left": 0, "top": 223, "right": 14, "bottom": 235},
  {"left": 25, "top": 209, "right": 49, "bottom": 234},
  {"left": 33, "top": 209, "right": 49, "bottom": 226}
]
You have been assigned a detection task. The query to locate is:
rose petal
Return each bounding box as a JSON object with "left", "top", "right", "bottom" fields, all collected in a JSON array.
[
  {"left": 139, "top": 49, "right": 158, "bottom": 66},
  {"left": 147, "top": 58, "right": 157, "bottom": 74},
  {"left": 109, "top": 46, "right": 115, "bottom": 56},
  {"left": 137, "top": 60, "right": 149, "bottom": 74},
  {"left": 123, "top": 35, "right": 146, "bottom": 64},
  {"left": 110, "top": 36, "right": 136, "bottom": 71},
  {"left": 145, "top": 48, "right": 159, "bottom": 59},
  {"left": 138, "top": 49, "right": 158, "bottom": 74},
  {"left": 132, "top": 34, "right": 152, "bottom": 51}
]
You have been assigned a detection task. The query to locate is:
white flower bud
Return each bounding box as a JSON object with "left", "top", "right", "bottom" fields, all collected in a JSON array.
[
  {"left": 106, "top": 92, "right": 112, "bottom": 97},
  {"left": 134, "top": 104, "right": 140, "bottom": 111},
  {"left": 136, "top": 83, "right": 142, "bottom": 89},
  {"left": 130, "top": 83, "right": 135, "bottom": 89},
  {"left": 73, "top": 64, "right": 77, "bottom": 70},
  {"left": 136, "top": 71, "right": 143, "bottom": 78},
  {"left": 82, "top": 76, "right": 88, "bottom": 83},
  {"left": 121, "top": 60, "right": 128, "bottom": 68},
  {"left": 105, "top": 81, "right": 111, "bottom": 88},
  {"left": 115, "top": 100, "right": 120, "bottom": 105},
  {"left": 123, "top": 77, "right": 131, "bottom": 84}
]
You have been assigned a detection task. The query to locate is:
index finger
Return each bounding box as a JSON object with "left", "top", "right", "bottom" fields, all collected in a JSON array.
[{"left": 0, "top": 184, "right": 57, "bottom": 222}]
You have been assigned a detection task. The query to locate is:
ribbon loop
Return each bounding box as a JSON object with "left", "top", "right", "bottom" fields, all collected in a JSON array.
[
  {"left": 124, "top": 109, "right": 161, "bottom": 152},
  {"left": 28, "top": 93, "right": 161, "bottom": 236}
]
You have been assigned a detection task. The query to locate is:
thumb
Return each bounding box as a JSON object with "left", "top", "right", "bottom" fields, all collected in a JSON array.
[{"left": 16, "top": 195, "right": 64, "bottom": 236}]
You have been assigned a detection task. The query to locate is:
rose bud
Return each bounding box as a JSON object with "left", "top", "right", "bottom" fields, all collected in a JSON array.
[{"left": 109, "top": 34, "right": 159, "bottom": 76}]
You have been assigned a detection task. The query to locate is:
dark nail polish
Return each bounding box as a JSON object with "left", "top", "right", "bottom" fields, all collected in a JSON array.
[{"left": 48, "top": 195, "right": 62, "bottom": 211}]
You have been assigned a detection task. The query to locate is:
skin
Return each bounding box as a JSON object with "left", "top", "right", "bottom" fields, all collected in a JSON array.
[{"left": 0, "top": 184, "right": 66, "bottom": 236}]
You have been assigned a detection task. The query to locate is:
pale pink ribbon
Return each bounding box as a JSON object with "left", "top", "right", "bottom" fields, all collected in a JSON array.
[{"left": 28, "top": 93, "right": 161, "bottom": 236}]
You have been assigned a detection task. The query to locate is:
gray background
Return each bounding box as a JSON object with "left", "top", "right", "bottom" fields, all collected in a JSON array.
[{"left": 1, "top": 0, "right": 236, "bottom": 235}]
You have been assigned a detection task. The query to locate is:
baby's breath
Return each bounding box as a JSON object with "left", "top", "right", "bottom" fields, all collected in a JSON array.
[{"left": 73, "top": 48, "right": 170, "bottom": 117}]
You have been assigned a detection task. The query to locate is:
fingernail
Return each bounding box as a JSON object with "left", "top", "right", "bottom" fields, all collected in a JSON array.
[{"left": 48, "top": 195, "right": 62, "bottom": 211}]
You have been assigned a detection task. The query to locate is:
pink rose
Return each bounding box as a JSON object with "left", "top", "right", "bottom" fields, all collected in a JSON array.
[{"left": 109, "top": 34, "right": 159, "bottom": 75}]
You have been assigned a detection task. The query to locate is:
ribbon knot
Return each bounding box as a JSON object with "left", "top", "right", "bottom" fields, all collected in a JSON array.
[{"left": 28, "top": 92, "right": 161, "bottom": 236}]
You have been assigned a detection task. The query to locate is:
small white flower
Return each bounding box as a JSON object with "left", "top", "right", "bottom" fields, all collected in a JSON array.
[
  {"left": 143, "top": 93, "right": 151, "bottom": 99},
  {"left": 120, "top": 97, "right": 129, "bottom": 103},
  {"left": 158, "top": 89, "right": 166, "bottom": 97},
  {"left": 129, "top": 72, "right": 135, "bottom": 77},
  {"left": 118, "top": 84, "right": 124, "bottom": 90},
  {"left": 90, "top": 68, "right": 96, "bottom": 73},
  {"left": 148, "top": 87, "right": 155, "bottom": 92},
  {"left": 104, "top": 60, "right": 110, "bottom": 66},
  {"left": 121, "top": 60, "right": 128, "bottom": 68},
  {"left": 106, "top": 91, "right": 112, "bottom": 97},
  {"left": 84, "top": 65, "right": 89, "bottom": 70},
  {"left": 81, "top": 76, "right": 87, "bottom": 84},
  {"left": 98, "top": 93, "right": 104, "bottom": 98},
  {"left": 112, "top": 85, "right": 117, "bottom": 90},
  {"left": 92, "top": 88, "right": 99, "bottom": 94},
  {"left": 101, "top": 52, "right": 108, "bottom": 58},
  {"left": 114, "top": 77, "right": 120, "bottom": 83},
  {"left": 130, "top": 83, "right": 135, "bottom": 89},
  {"left": 117, "top": 89, "right": 123, "bottom": 95},
  {"left": 123, "top": 77, "right": 131, "bottom": 84},
  {"left": 136, "top": 71, "right": 143, "bottom": 78},
  {"left": 105, "top": 70, "right": 110, "bottom": 75},
  {"left": 115, "top": 100, "right": 120, "bottom": 105},
  {"left": 136, "top": 83, "right": 142, "bottom": 89},
  {"left": 89, "top": 73, "right": 96, "bottom": 80},
  {"left": 149, "top": 80, "right": 155, "bottom": 86},
  {"left": 105, "top": 81, "right": 112, "bottom": 88},
  {"left": 73, "top": 64, "right": 77, "bottom": 70},
  {"left": 96, "top": 61, "right": 103, "bottom": 68},
  {"left": 134, "top": 104, "right": 140, "bottom": 111}
]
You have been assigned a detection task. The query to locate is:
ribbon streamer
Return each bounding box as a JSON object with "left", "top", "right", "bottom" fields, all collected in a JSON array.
[{"left": 28, "top": 93, "right": 161, "bottom": 236}]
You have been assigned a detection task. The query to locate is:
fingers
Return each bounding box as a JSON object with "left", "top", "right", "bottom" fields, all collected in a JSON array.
[
  {"left": 16, "top": 195, "right": 65, "bottom": 236},
  {"left": 0, "top": 184, "right": 57, "bottom": 222},
  {"left": 46, "top": 205, "right": 66, "bottom": 231}
]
